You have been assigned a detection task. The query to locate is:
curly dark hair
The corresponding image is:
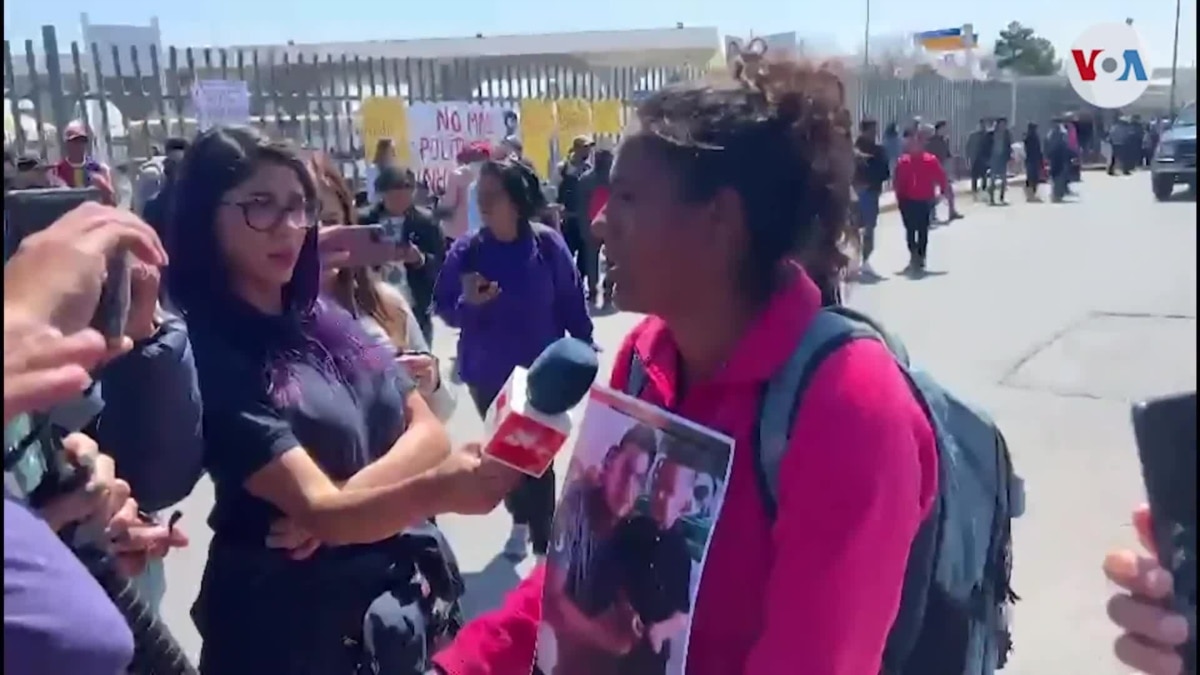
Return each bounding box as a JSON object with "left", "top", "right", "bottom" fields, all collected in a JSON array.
[
  {"left": 634, "top": 58, "right": 856, "bottom": 301},
  {"left": 478, "top": 157, "right": 546, "bottom": 224}
]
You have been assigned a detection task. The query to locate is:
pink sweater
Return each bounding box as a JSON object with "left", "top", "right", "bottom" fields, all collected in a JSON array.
[{"left": 434, "top": 266, "right": 940, "bottom": 675}]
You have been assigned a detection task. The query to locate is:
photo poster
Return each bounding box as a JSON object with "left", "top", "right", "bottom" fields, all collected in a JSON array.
[
  {"left": 536, "top": 385, "right": 734, "bottom": 675},
  {"left": 360, "top": 97, "right": 411, "bottom": 165},
  {"left": 191, "top": 79, "right": 250, "bottom": 132},
  {"left": 406, "top": 102, "right": 513, "bottom": 193}
]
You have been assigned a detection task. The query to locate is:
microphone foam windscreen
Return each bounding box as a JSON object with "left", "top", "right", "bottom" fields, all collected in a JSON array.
[{"left": 526, "top": 337, "right": 600, "bottom": 416}]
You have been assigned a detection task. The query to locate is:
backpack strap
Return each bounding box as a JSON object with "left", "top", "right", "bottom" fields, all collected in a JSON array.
[
  {"left": 624, "top": 351, "right": 650, "bottom": 398},
  {"left": 754, "top": 308, "right": 881, "bottom": 519},
  {"left": 756, "top": 309, "right": 939, "bottom": 675}
]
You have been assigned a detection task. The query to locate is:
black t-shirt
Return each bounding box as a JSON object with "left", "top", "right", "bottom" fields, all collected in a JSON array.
[
  {"left": 612, "top": 516, "right": 692, "bottom": 675},
  {"left": 558, "top": 485, "right": 626, "bottom": 618},
  {"left": 189, "top": 300, "right": 416, "bottom": 544},
  {"left": 853, "top": 137, "right": 890, "bottom": 192},
  {"left": 188, "top": 299, "right": 418, "bottom": 671}
]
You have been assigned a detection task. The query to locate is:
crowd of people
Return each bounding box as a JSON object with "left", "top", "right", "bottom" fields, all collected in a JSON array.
[{"left": 3, "top": 52, "right": 1194, "bottom": 675}]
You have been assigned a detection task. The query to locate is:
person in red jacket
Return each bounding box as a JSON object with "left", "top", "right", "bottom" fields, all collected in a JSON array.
[
  {"left": 430, "top": 58, "right": 939, "bottom": 675},
  {"left": 892, "top": 126, "right": 950, "bottom": 273},
  {"left": 52, "top": 121, "right": 116, "bottom": 205}
]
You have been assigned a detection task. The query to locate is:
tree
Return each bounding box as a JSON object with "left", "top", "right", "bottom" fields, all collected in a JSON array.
[{"left": 992, "top": 22, "right": 1061, "bottom": 76}]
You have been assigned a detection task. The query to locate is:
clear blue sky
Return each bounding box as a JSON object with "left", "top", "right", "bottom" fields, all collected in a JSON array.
[{"left": 4, "top": 0, "right": 1196, "bottom": 72}]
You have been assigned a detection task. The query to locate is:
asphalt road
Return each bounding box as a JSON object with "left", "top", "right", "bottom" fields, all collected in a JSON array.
[{"left": 159, "top": 173, "right": 1197, "bottom": 673}]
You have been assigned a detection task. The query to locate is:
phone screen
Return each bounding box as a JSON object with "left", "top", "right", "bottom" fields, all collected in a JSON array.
[{"left": 1132, "top": 391, "right": 1197, "bottom": 673}]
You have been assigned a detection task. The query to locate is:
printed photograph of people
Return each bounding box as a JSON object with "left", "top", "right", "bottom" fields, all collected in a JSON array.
[{"left": 537, "top": 389, "right": 733, "bottom": 675}]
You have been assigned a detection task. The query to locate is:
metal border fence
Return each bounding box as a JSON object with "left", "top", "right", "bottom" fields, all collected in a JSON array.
[
  {"left": 5, "top": 26, "right": 706, "bottom": 186},
  {"left": 6, "top": 25, "right": 1087, "bottom": 185}
]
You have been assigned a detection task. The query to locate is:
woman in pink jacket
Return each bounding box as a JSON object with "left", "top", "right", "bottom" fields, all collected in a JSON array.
[{"left": 430, "top": 58, "right": 939, "bottom": 675}]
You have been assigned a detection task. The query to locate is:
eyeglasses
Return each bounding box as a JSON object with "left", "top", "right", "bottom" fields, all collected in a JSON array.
[{"left": 222, "top": 197, "right": 318, "bottom": 232}]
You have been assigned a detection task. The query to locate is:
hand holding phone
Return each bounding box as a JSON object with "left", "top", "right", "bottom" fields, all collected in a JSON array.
[
  {"left": 3, "top": 194, "right": 164, "bottom": 339},
  {"left": 397, "top": 244, "right": 424, "bottom": 266},
  {"left": 318, "top": 225, "right": 403, "bottom": 268},
  {"left": 1131, "top": 391, "right": 1197, "bottom": 674},
  {"left": 461, "top": 272, "right": 500, "bottom": 306},
  {"left": 396, "top": 351, "right": 439, "bottom": 395}
]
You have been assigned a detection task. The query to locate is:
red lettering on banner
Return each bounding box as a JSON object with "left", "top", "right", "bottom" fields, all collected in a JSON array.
[
  {"left": 436, "top": 107, "right": 462, "bottom": 133},
  {"left": 466, "top": 110, "right": 496, "bottom": 137},
  {"left": 419, "top": 166, "right": 453, "bottom": 193},
  {"left": 417, "top": 136, "right": 469, "bottom": 164}
]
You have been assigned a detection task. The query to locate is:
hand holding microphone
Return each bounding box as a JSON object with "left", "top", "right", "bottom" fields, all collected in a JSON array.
[
  {"left": 432, "top": 337, "right": 600, "bottom": 517},
  {"left": 481, "top": 336, "right": 600, "bottom": 478},
  {"left": 431, "top": 444, "right": 525, "bottom": 516}
]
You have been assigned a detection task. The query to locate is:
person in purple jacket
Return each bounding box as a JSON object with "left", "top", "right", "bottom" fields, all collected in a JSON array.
[{"left": 435, "top": 157, "right": 594, "bottom": 560}]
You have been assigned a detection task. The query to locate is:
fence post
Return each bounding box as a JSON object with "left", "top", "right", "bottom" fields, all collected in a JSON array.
[{"left": 40, "top": 25, "right": 70, "bottom": 145}]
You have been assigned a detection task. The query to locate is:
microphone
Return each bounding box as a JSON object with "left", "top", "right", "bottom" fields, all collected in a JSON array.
[{"left": 482, "top": 337, "right": 599, "bottom": 477}]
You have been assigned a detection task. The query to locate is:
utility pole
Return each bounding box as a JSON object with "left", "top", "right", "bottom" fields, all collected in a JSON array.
[
  {"left": 861, "top": 0, "right": 871, "bottom": 119},
  {"left": 862, "top": 0, "right": 871, "bottom": 70},
  {"left": 1168, "top": 0, "right": 1182, "bottom": 117}
]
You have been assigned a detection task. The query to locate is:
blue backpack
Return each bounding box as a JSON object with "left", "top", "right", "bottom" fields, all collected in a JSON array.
[{"left": 624, "top": 306, "right": 1025, "bottom": 675}]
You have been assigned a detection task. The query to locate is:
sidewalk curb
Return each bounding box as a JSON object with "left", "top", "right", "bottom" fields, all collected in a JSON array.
[{"left": 878, "top": 175, "right": 1026, "bottom": 215}]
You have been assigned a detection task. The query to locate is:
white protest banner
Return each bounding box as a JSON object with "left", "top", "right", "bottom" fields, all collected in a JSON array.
[
  {"left": 192, "top": 80, "right": 250, "bottom": 131},
  {"left": 407, "top": 102, "right": 511, "bottom": 192}
]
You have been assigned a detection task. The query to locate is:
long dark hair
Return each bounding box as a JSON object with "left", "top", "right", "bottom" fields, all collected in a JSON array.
[
  {"left": 372, "top": 138, "right": 395, "bottom": 168},
  {"left": 463, "top": 158, "right": 547, "bottom": 272},
  {"left": 479, "top": 157, "right": 545, "bottom": 226},
  {"left": 166, "top": 125, "right": 388, "bottom": 405}
]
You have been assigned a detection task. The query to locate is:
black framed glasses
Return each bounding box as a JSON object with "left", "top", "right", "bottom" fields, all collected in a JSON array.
[{"left": 222, "top": 197, "right": 318, "bottom": 232}]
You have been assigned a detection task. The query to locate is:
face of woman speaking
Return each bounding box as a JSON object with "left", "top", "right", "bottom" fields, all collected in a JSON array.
[
  {"left": 477, "top": 172, "right": 519, "bottom": 233},
  {"left": 215, "top": 161, "right": 313, "bottom": 295}
]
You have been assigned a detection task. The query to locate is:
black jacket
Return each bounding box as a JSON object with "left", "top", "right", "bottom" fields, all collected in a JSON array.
[
  {"left": 358, "top": 204, "right": 446, "bottom": 311},
  {"left": 142, "top": 180, "right": 176, "bottom": 243},
  {"left": 555, "top": 160, "right": 590, "bottom": 222},
  {"left": 853, "top": 137, "right": 890, "bottom": 192}
]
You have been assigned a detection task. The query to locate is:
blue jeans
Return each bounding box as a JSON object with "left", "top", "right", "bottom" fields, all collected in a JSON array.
[{"left": 857, "top": 189, "right": 881, "bottom": 261}]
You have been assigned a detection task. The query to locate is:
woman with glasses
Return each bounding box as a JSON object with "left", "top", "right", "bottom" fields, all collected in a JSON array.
[{"left": 166, "top": 126, "right": 516, "bottom": 674}]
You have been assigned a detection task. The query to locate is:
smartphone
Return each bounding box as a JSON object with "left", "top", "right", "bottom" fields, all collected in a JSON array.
[
  {"left": 3, "top": 187, "right": 131, "bottom": 341},
  {"left": 318, "top": 225, "right": 399, "bottom": 268},
  {"left": 463, "top": 271, "right": 498, "bottom": 296},
  {"left": 1131, "top": 391, "right": 1197, "bottom": 674}
]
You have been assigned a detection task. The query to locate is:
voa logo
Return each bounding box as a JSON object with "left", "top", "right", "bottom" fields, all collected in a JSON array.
[{"left": 1068, "top": 22, "right": 1151, "bottom": 109}]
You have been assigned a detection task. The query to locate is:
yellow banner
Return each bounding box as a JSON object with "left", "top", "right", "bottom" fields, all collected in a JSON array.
[
  {"left": 360, "top": 97, "right": 410, "bottom": 164},
  {"left": 518, "top": 99, "right": 556, "bottom": 177},
  {"left": 523, "top": 132, "right": 553, "bottom": 180},
  {"left": 591, "top": 100, "right": 623, "bottom": 135},
  {"left": 555, "top": 99, "right": 594, "bottom": 147}
]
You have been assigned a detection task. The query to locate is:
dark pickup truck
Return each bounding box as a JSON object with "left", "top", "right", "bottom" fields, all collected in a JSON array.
[{"left": 1151, "top": 102, "right": 1198, "bottom": 201}]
